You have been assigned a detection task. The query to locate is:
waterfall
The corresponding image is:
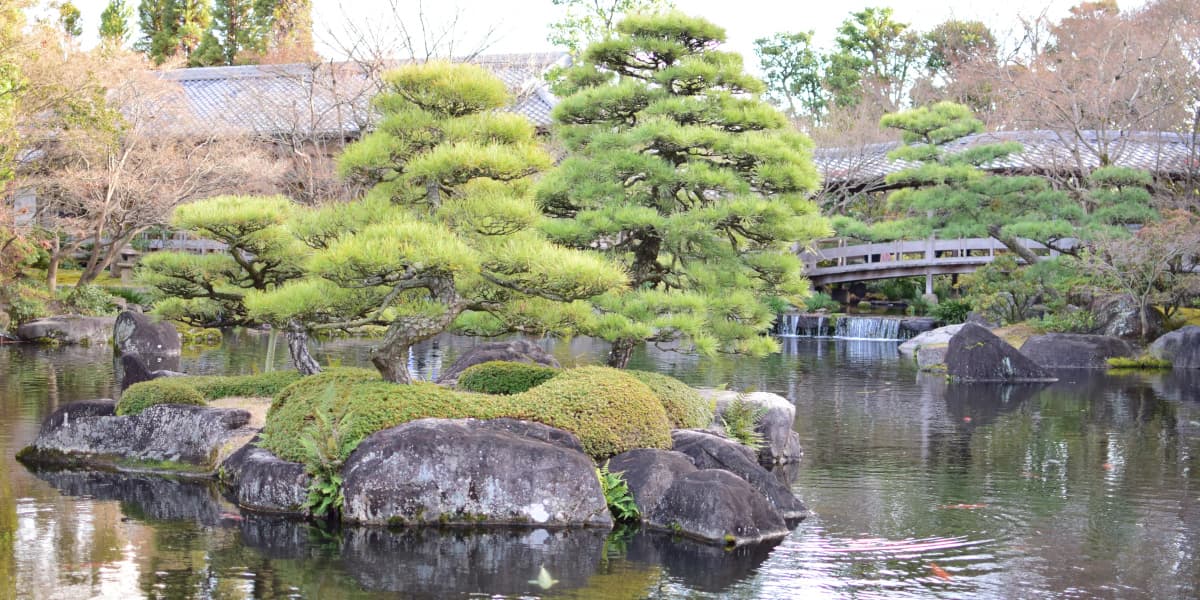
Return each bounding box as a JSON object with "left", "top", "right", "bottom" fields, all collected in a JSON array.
[
  {"left": 776, "top": 314, "right": 909, "bottom": 340},
  {"left": 834, "top": 316, "right": 903, "bottom": 340}
]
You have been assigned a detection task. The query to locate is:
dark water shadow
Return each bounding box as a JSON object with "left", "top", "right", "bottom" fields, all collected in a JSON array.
[
  {"left": 942, "top": 381, "right": 1048, "bottom": 429},
  {"left": 32, "top": 468, "right": 228, "bottom": 524},
  {"left": 624, "top": 531, "right": 782, "bottom": 593}
]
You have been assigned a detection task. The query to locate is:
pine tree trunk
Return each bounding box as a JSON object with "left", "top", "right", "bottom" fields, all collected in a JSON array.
[
  {"left": 606, "top": 338, "right": 637, "bottom": 368},
  {"left": 286, "top": 320, "right": 322, "bottom": 376},
  {"left": 372, "top": 336, "right": 414, "bottom": 384}
]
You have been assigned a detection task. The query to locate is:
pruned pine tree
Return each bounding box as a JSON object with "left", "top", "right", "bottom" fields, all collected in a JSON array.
[
  {"left": 245, "top": 62, "right": 626, "bottom": 383},
  {"left": 833, "top": 101, "right": 1082, "bottom": 264},
  {"left": 138, "top": 195, "right": 308, "bottom": 357},
  {"left": 535, "top": 12, "right": 829, "bottom": 368}
]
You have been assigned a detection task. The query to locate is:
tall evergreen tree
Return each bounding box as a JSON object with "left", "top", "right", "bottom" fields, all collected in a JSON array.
[
  {"left": 192, "top": 0, "right": 270, "bottom": 65},
  {"left": 57, "top": 1, "right": 82, "bottom": 37},
  {"left": 245, "top": 62, "right": 625, "bottom": 382},
  {"left": 136, "top": 0, "right": 211, "bottom": 64},
  {"left": 536, "top": 12, "right": 829, "bottom": 367},
  {"left": 99, "top": 0, "right": 134, "bottom": 45}
]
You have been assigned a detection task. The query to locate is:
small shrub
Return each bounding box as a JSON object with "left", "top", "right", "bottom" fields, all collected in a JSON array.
[
  {"left": 107, "top": 286, "right": 153, "bottom": 307},
  {"left": 117, "top": 378, "right": 207, "bottom": 415},
  {"left": 763, "top": 295, "right": 791, "bottom": 315},
  {"left": 505, "top": 366, "right": 672, "bottom": 459},
  {"left": 598, "top": 462, "right": 639, "bottom": 522},
  {"left": 627, "top": 370, "right": 711, "bottom": 429},
  {"left": 1106, "top": 355, "right": 1172, "bottom": 370},
  {"left": 931, "top": 299, "right": 971, "bottom": 324},
  {"left": 270, "top": 367, "right": 380, "bottom": 413},
  {"left": 4, "top": 283, "right": 51, "bottom": 325},
  {"left": 803, "top": 292, "right": 840, "bottom": 312},
  {"left": 58, "top": 284, "right": 119, "bottom": 315},
  {"left": 1032, "top": 310, "right": 1095, "bottom": 334},
  {"left": 185, "top": 371, "right": 304, "bottom": 400},
  {"left": 720, "top": 395, "right": 767, "bottom": 451},
  {"left": 904, "top": 295, "right": 931, "bottom": 316},
  {"left": 457, "top": 361, "right": 560, "bottom": 395}
]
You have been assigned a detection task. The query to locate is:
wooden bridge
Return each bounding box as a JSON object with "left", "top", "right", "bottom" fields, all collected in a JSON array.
[{"left": 799, "top": 237, "right": 1062, "bottom": 290}]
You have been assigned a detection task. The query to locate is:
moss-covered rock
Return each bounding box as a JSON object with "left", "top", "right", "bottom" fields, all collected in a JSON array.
[
  {"left": 116, "top": 378, "right": 207, "bottom": 415},
  {"left": 503, "top": 366, "right": 672, "bottom": 459},
  {"left": 627, "top": 370, "right": 712, "bottom": 429},
  {"left": 457, "top": 360, "right": 559, "bottom": 395}
]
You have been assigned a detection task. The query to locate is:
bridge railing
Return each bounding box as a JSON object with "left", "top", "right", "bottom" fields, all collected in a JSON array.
[{"left": 799, "top": 237, "right": 1060, "bottom": 272}]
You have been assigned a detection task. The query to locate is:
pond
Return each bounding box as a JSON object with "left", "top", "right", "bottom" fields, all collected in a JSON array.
[{"left": 2, "top": 332, "right": 1198, "bottom": 598}]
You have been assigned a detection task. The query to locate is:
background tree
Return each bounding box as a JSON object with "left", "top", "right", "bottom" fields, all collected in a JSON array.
[
  {"left": 192, "top": 0, "right": 271, "bottom": 66},
  {"left": 99, "top": 0, "right": 134, "bottom": 45},
  {"left": 16, "top": 42, "right": 278, "bottom": 292},
  {"left": 56, "top": 1, "right": 80, "bottom": 37},
  {"left": 245, "top": 61, "right": 625, "bottom": 382},
  {"left": 547, "top": 0, "right": 672, "bottom": 58},
  {"left": 826, "top": 7, "right": 925, "bottom": 111},
  {"left": 536, "top": 12, "right": 829, "bottom": 367},
  {"left": 136, "top": 0, "right": 212, "bottom": 65},
  {"left": 753, "top": 31, "right": 825, "bottom": 123},
  {"left": 260, "top": 0, "right": 313, "bottom": 62}
]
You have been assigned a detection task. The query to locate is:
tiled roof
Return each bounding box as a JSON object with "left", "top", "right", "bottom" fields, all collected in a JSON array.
[
  {"left": 153, "top": 52, "right": 569, "bottom": 137},
  {"left": 814, "top": 130, "right": 1200, "bottom": 188}
]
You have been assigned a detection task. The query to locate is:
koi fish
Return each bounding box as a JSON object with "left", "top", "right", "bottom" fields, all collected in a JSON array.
[
  {"left": 930, "top": 562, "right": 952, "bottom": 581},
  {"left": 938, "top": 503, "right": 987, "bottom": 510}
]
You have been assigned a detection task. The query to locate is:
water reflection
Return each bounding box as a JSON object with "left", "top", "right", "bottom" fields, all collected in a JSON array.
[{"left": 2, "top": 334, "right": 1200, "bottom": 598}]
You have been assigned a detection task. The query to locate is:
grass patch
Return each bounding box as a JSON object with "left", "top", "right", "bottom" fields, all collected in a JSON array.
[
  {"left": 183, "top": 371, "right": 304, "bottom": 400},
  {"left": 1106, "top": 355, "right": 1172, "bottom": 370}
]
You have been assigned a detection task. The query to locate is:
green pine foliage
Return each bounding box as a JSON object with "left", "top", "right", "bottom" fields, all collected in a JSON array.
[
  {"left": 192, "top": 0, "right": 274, "bottom": 66},
  {"left": 246, "top": 61, "right": 626, "bottom": 383},
  {"left": 456, "top": 361, "right": 560, "bottom": 395},
  {"left": 138, "top": 195, "right": 305, "bottom": 329},
  {"left": 536, "top": 11, "right": 830, "bottom": 367},
  {"left": 99, "top": 0, "right": 134, "bottom": 44},
  {"left": 136, "top": 0, "right": 212, "bottom": 64},
  {"left": 116, "top": 378, "right": 207, "bottom": 415},
  {"left": 626, "top": 370, "right": 712, "bottom": 429}
]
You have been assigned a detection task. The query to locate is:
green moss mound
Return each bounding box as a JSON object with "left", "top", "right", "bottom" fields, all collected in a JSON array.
[
  {"left": 183, "top": 371, "right": 305, "bottom": 400},
  {"left": 269, "top": 367, "right": 381, "bottom": 413},
  {"left": 504, "top": 366, "right": 672, "bottom": 458},
  {"left": 116, "top": 378, "right": 207, "bottom": 416},
  {"left": 627, "top": 370, "right": 713, "bottom": 429},
  {"left": 261, "top": 378, "right": 486, "bottom": 462},
  {"left": 457, "top": 361, "right": 560, "bottom": 395}
]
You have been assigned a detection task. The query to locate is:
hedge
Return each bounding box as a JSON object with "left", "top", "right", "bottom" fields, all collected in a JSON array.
[
  {"left": 184, "top": 371, "right": 305, "bottom": 400},
  {"left": 259, "top": 365, "right": 673, "bottom": 463},
  {"left": 456, "top": 361, "right": 560, "bottom": 395},
  {"left": 116, "top": 378, "right": 207, "bottom": 415},
  {"left": 627, "top": 370, "right": 713, "bottom": 429}
]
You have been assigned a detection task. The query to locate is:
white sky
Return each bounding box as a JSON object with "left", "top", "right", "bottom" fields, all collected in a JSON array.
[{"left": 64, "top": 0, "right": 1146, "bottom": 69}]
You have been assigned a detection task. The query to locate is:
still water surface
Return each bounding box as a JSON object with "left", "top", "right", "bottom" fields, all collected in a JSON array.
[{"left": 1, "top": 333, "right": 1198, "bottom": 599}]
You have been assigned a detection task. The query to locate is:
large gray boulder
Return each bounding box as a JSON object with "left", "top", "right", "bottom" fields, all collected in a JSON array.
[
  {"left": 113, "top": 310, "right": 181, "bottom": 358},
  {"left": 899, "top": 317, "right": 938, "bottom": 337},
  {"left": 118, "top": 354, "right": 185, "bottom": 391},
  {"left": 1020, "top": 333, "right": 1134, "bottom": 369},
  {"left": 646, "top": 469, "right": 788, "bottom": 545},
  {"left": 898, "top": 323, "right": 964, "bottom": 356},
  {"left": 341, "top": 418, "right": 611, "bottom": 528},
  {"left": 701, "top": 390, "right": 802, "bottom": 465},
  {"left": 607, "top": 448, "right": 697, "bottom": 514},
  {"left": 437, "top": 339, "right": 560, "bottom": 384},
  {"left": 17, "top": 315, "right": 116, "bottom": 345},
  {"left": 1149, "top": 325, "right": 1200, "bottom": 368},
  {"left": 1090, "top": 294, "right": 1165, "bottom": 340},
  {"left": 18, "top": 401, "right": 253, "bottom": 473},
  {"left": 946, "top": 323, "right": 1055, "bottom": 382},
  {"left": 220, "top": 442, "right": 310, "bottom": 515},
  {"left": 670, "top": 429, "right": 807, "bottom": 520},
  {"left": 916, "top": 345, "right": 949, "bottom": 371}
]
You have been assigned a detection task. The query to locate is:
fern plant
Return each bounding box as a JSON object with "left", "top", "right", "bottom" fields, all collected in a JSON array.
[
  {"left": 597, "top": 462, "right": 639, "bottom": 523},
  {"left": 721, "top": 395, "right": 768, "bottom": 451},
  {"left": 293, "top": 384, "right": 354, "bottom": 519}
]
